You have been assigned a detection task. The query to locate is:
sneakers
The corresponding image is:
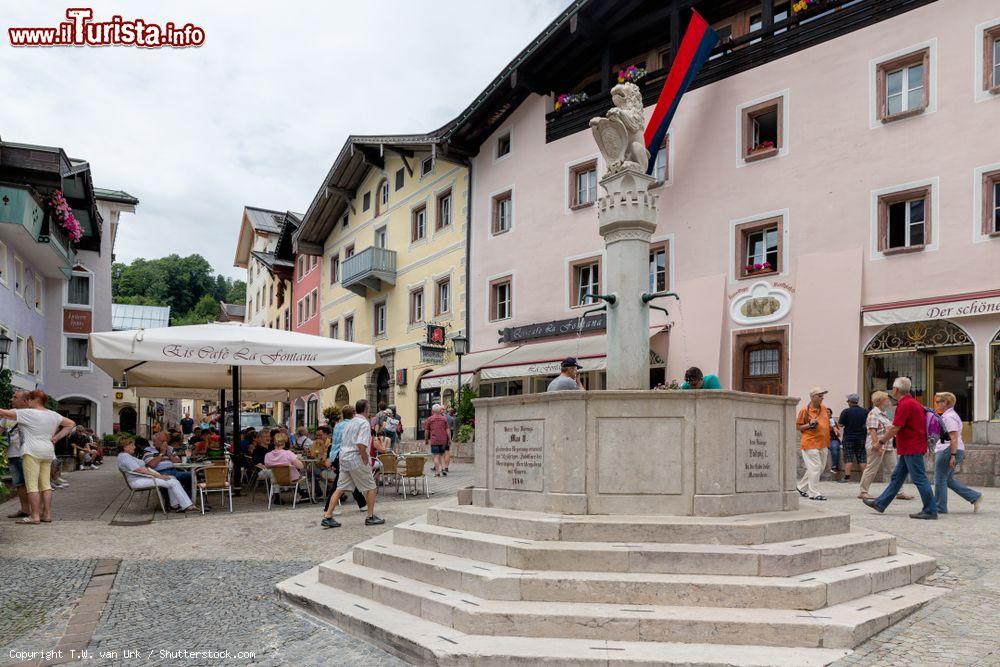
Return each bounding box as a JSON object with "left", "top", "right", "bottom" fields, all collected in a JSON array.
[
  {"left": 320, "top": 517, "right": 341, "bottom": 529},
  {"left": 808, "top": 495, "right": 828, "bottom": 501},
  {"left": 365, "top": 515, "right": 386, "bottom": 526},
  {"left": 909, "top": 512, "right": 938, "bottom": 520},
  {"left": 442, "top": 470, "right": 448, "bottom": 476},
  {"left": 862, "top": 498, "right": 885, "bottom": 513},
  {"left": 973, "top": 496, "right": 983, "bottom": 513}
]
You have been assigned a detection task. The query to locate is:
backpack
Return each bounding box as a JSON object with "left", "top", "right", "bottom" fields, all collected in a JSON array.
[{"left": 924, "top": 408, "right": 947, "bottom": 447}]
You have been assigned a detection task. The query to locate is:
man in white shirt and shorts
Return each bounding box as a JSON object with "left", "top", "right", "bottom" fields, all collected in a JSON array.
[{"left": 320, "top": 399, "right": 385, "bottom": 528}]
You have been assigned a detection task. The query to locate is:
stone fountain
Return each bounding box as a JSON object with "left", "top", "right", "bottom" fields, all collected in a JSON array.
[{"left": 278, "top": 83, "right": 943, "bottom": 666}]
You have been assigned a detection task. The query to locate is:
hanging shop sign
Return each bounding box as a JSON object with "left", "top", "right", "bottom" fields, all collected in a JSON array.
[
  {"left": 499, "top": 313, "right": 606, "bottom": 344},
  {"left": 863, "top": 292, "right": 1000, "bottom": 326},
  {"left": 426, "top": 325, "right": 447, "bottom": 346},
  {"left": 396, "top": 368, "right": 408, "bottom": 386},
  {"left": 420, "top": 345, "right": 446, "bottom": 365}
]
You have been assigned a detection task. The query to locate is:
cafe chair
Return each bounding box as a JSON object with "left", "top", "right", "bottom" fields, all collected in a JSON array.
[
  {"left": 119, "top": 470, "right": 169, "bottom": 519},
  {"left": 396, "top": 456, "right": 429, "bottom": 499},
  {"left": 198, "top": 464, "right": 233, "bottom": 514},
  {"left": 267, "top": 465, "right": 302, "bottom": 510},
  {"left": 249, "top": 464, "right": 270, "bottom": 502},
  {"left": 377, "top": 454, "right": 400, "bottom": 494}
]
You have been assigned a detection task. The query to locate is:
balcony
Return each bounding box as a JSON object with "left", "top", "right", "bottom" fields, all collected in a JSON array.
[
  {"left": 0, "top": 183, "right": 76, "bottom": 277},
  {"left": 341, "top": 246, "right": 397, "bottom": 296}
]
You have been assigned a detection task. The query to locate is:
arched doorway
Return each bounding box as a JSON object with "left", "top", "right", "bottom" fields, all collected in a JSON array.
[
  {"left": 864, "top": 320, "right": 973, "bottom": 423},
  {"left": 335, "top": 385, "right": 350, "bottom": 408},
  {"left": 307, "top": 395, "right": 319, "bottom": 429},
  {"left": 57, "top": 396, "right": 97, "bottom": 430},
  {"left": 119, "top": 406, "right": 137, "bottom": 434},
  {"left": 375, "top": 367, "right": 390, "bottom": 408},
  {"left": 293, "top": 397, "right": 306, "bottom": 430}
]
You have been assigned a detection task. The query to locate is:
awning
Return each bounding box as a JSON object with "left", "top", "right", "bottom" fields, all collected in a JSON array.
[
  {"left": 862, "top": 290, "right": 1000, "bottom": 326},
  {"left": 133, "top": 387, "right": 294, "bottom": 402},
  {"left": 479, "top": 328, "right": 666, "bottom": 380},
  {"left": 418, "top": 347, "right": 520, "bottom": 389}
]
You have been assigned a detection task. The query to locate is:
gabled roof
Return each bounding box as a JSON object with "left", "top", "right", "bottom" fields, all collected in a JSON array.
[
  {"left": 218, "top": 301, "right": 246, "bottom": 322},
  {"left": 250, "top": 250, "right": 294, "bottom": 271},
  {"left": 94, "top": 187, "right": 139, "bottom": 205},
  {"left": 233, "top": 206, "right": 302, "bottom": 268},
  {"left": 244, "top": 205, "right": 287, "bottom": 234}
]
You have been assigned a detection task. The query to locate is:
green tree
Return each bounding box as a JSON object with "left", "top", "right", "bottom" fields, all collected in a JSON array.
[
  {"left": 172, "top": 294, "right": 219, "bottom": 325},
  {"left": 0, "top": 368, "right": 13, "bottom": 410},
  {"left": 226, "top": 279, "right": 247, "bottom": 304}
]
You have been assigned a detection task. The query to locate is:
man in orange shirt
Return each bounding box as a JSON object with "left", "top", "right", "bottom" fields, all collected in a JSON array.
[{"left": 795, "top": 387, "right": 831, "bottom": 501}]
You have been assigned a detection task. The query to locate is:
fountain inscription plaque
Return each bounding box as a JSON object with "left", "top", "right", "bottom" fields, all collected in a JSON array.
[
  {"left": 493, "top": 420, "right": 545, "bottom": 491},
  {"left": 735, "top": 418, "right": 780, "bottom": 493}
]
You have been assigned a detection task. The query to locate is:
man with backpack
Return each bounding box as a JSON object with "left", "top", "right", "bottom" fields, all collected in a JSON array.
[{"left": 862, "top": 377, "right": 938, "bottom": 519}]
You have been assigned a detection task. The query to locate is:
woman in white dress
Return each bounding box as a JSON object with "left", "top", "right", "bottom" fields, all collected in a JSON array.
[{"left": 116, "top": 436, "right": 196, "bottom": 512}]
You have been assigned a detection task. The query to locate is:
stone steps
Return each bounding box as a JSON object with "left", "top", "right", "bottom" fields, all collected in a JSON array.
[
  {"left": 278, "top": 567, "right": 852, "bottom": 666},
  {"left": 393, "top": 517, "right": 897, "bottom": 577},
  {"left": 426, "top": 501, "right": 851, "bottom": 545},
  {"left": 347, "top": 533, "right": 937, "bottom": 609},
  {"left": 318, "top": 556, "right": 944, "bottom": 649}
]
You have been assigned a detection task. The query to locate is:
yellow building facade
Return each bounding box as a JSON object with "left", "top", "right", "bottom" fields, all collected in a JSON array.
[{"left": 295, "top": 136, "right": 469, "bottom": 440}]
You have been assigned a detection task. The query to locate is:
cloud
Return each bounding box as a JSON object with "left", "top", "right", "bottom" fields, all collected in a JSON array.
[{"left": 0, "top": 0, "right": 570, "bottom": 277}]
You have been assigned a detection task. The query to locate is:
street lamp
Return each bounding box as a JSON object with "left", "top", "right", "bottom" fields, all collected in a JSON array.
[
  {"left": 0, "top": 334, "right": 12, "bottom": 372},
  {"left": 452, "top": 334, "right": 468, "bottom": 417}
]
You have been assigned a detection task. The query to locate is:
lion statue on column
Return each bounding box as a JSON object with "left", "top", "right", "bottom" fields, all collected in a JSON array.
[{"left": 589, "top": 83, "right": 649, "bottom": 175}]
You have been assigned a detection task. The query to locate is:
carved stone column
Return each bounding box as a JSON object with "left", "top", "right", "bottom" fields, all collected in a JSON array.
[{"left": 597, "top": 168, "right": 658, "bottom": 390}]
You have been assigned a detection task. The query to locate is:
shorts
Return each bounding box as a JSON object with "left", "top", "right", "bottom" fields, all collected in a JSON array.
[
  {"left": 842, "top": 440, "right": 867, "bottom": 464},
  {"left": 9, "top": 456, "right": 25, "bottom": 487},
  {"left": 336, "top": 465, "right": 376, "bottom": 493},
  {"left": 430, "top": 444, "right": 446, "bottom": 455},
  {"left": 22, "top": 454, "right": 53, "bottom": 493}
]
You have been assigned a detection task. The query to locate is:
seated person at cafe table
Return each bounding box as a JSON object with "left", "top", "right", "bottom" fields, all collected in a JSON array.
[
  {"left": 264, "top": 433, "right": 308, "bottom": 500},
  {"left": 141, "top": 433, "right": 192, "bottom": 489},
  {"left": 117, "top": 436, "right": 196, "bottom": 513}
]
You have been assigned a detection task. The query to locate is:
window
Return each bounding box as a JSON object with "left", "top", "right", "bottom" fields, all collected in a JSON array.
[
  {"left": 13, "top": 256, "right": 25, "bottom": 296},
  {"left": 741, "top": 98, "right": 782, "bottom": 162},
  {"left": 284, "top": 308, "right": 290, "bottom": 330},
  {"left": 649, "top": 242, "right": 669, "bottom": 293},
  {"left": 492, "top": 191, "right": 512, "bottom": 235},
  {"left": 436, "top": 190, "right": 452, "bottom": 230},
  {"left": 652, "top": 135, "right": 669, "bottom": 184},
  {"left": 435, "top": 278, "right": 451, "bottom": 316},
  {"left": 748, "top": 346, "right": 780, "bottom": 376},
  {"left": 735, "top": 217, "right": 783, "bottom": 279},
  {"left": 989, "top": 27, "right": 1000, "bottom": 92},
  {"left": 298, "top": 299, "right": 304, "bottom": 325},
  {"left": 373, "top": 301, "right": 387, "bottom": 336},
  {"left": 0, "top": 240, "right": 7, "bottom": 286},
  {"left": 329, "top": 322, "right": 339, "bottom": 339},
  {"left": 297, "top": 256, "right": 305, "bottom": 280},
  {"left": 362, "top": 191, "right": 371, "bottom": 211},
  {"left": 33, "top": 275, "right": 43, "bottom": 311},
  {"left": 571, "top": 259, "right": 600, "bottom": 307},
  {"left": 395, "top": 168, "right": 405, "bottom": 191},
  {"left": 984, "top": 170, "right": 1000, "bottom": 236},
  {"left": 376, "top": 179, "right": 389, "bottom": 215},
  {"left": 15, "top": 336, "right": 26, "bottom": 374},
  {"left": 344, "top": 316, "right": 355, "bottom": 342},
  {"left": 64, "top": 336, "right": 89, "bottom": 369},
  {"left": 409, "top": 288, "right": 424, "bottom": 324},
  {"left": 495, "top": 131, "right": 511, "bottom": 159},
  {"left": 877, "top": 49, "right": 929, "bottom": 122},
  {"left": 310, "top": 289, "right": 318, "bottom": 318},
  {"left": 411, "top": 205, "right": 427, "bottom": 242},
  {"left": 344, "top": 244, "right": 355, "bottom": 259},
  {"left": 421, "top": 156, "right": 433, "bottom": 176},
  {"left": 329, "top": 255, "right": 339, "bottom": 284},
  {"left": 67, "top": 271, "right": 91, "bottom": 306},
  {"left": 490, "top": 277, "right": 512, "bottom": 321},
  {"left": 375, "top": 226, "right": 388, "bottom": 249},
  {"left": 570, "top": 160, "right": 598, "bottom": 208},
  {"left": 341, "top": 213, "right": 349, "bottom": 229},
  {"left": 877, "top": 187, "right": 930, "bottom": 253},
  {"left": 34, "top": 347, "right": 43, "bottom": 382}
]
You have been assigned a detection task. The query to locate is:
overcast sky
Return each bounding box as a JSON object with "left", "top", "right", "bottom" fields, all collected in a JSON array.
[{"left": 0, "top": 1, "right": 570, "bottom": 278}]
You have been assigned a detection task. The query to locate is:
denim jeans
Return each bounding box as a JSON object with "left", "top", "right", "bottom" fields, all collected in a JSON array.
[
  {"left": 829, "top": 438, "right": 841, "bottom": 471},
  {"left": 874, "top": 454, "right": 937, "bottom": 515},
  {"left": 933, "top": 449, "right": 982, "bottom": 513}
]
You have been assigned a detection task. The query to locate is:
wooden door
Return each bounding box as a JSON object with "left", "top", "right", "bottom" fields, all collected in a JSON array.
[{"left": 733, "top": 327, "right": 788, "bottom": 396}]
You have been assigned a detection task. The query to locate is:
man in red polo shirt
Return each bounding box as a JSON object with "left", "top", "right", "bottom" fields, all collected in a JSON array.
[{"left": 863, "top": 376, "right": 938, "bottom": 519}]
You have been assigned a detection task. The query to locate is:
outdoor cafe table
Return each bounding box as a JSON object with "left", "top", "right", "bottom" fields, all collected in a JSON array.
[
  {"left": 297, "top": 457, "right": 321, "bottom": 503},
  {"left": 172, "top": 461, "right": 216, "bottom": 499}
]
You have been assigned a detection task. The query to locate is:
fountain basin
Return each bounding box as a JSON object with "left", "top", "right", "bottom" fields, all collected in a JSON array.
[{"left": 472, "top": 389, "right": 800, "bottom": 516}]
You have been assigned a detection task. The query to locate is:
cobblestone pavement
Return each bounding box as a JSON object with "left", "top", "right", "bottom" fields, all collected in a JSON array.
[{"left": 0, "top": 465, "right": 996, "bottom": 666}]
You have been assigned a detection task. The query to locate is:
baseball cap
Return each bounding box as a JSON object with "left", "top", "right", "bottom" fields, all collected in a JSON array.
[
  {"left": 808, "top": 387, "right": 828, "bottom": 397},
  {"left": 846, "top": 393, "right": 861, "bottom": 403},
  {"left": 561, "top": 357, "right": 583, "bottom": 369}
]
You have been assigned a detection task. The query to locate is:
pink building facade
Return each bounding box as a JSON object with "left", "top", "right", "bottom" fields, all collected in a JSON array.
[
  {"left": 292, "top": 247, "right": 322, "bottom": 429},
  {"left": 455, "top": 0, "right": 1000, "bottom": 441}
]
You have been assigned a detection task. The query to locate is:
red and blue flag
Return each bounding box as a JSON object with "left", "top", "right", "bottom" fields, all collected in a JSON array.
[{"left": 644, "top": 10, "right": 719, "bottom": 175}]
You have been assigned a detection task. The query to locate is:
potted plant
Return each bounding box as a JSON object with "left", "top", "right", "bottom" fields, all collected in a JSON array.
[
  {"left": 553, "top": 92, "right": 589, "bottom": 113},
  {"left": 616, "top": 65, "right": 646, "bottom": 84},
  {"left": 792, "top": 0, "right": 828, "bottom": 16},
  {"left": 49, "top": 189, "right": 83, "bottom": 243},
  {"left": 744, "top": 261, "right": 773, "bottom": 274}
]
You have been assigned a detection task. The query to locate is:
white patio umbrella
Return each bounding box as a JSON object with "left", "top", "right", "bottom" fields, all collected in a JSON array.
[
  {"left": 88, "top": 322, "right": 376, "bottom": 391},
  {"left": 133, "top": 387, "right": 293, "bottom": 402}
]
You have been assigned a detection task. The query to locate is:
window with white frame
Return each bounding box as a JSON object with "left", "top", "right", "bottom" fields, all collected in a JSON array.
[
  {"left": 877, "top": 49, "right": 929, "bottom": 121},
  {"left": 436, "top": 190, "right": 452, "bottom": 230},
  {"left": 344, "top": 315, "right": 355, "bottom": 342},
  {"left": 745, "top": 226, "right": 779, "bottom": 271},
  {"left": 67, "top": 271, "right": 91, "bottom": 306},
  {"left": 329, "top": 322, "right": 339, "bottom": 339},
  {"left": 0, "top": 240, "right": 7, "bottom": 286},
  {"left": 735, "top": 217, "right": 782, "bottom": 279},
  {"left": 373, "top": 301, "right": 387, "bottom": 336},
  {"left": 571, "top": 259, "right": 600, "bottom": 307},
  {"left": 329, "top": 255, "right": 339, "bottom": 284},
  {"left": 65, "top": 335, "right": 89, "bottom": 369},
  {"left": 421, "top": 156, "right": 433, "bottom": 176},
  {"left": 409, "top": 288, "right": 424, "bottom": 324},
  {"left": 435, "top": 278, "right": 451, "bottom": 316},
  {"left": 298, "top": 299, "right": 304, "bottom": 325},
  {"left": 983, "top": 24, "right": 1000, "bottom": 93},
  {"left": 33, "top": 275, "right": 43, "bottom": 311},
  {"left": 310, "top": 289, "right": 318, "bottom": 318},
  {"left": 649, "top": 242, "right": 669, "bottom": 292},
  {"left": 490, "top": 277, "right": 512, "bottom": 321},
  {"left": 14, "top": 256, "right": 25, "bottom": 296},
  {"left": 15, "top": 335, "right": 26, "bottom": 374},
  {"left": 878, "top": 187, "right": 931, "bottom": 252},
  {"left": 653, "top": 136, "right": 669, "bottom": 183},
  {"left": 496, "top": 131, "right": 511, "bottom": 159},
  {"left": 375, "top": 226, "right": 388, "bottom": 249},
  {"left": 492, "top": 191, "right": 512, "bottom": 235},
  {"left": 983, "top": 169, "right": 1000, "bottom": 236},
  {"left": 411, "top": 206, "right": 427, "bottom": 242},
  {"left": 570, "top": 161, "right": 598, "bottom": 208},
  {"left": 34, "top": 347, "right": 43, "bottom": 382}
]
